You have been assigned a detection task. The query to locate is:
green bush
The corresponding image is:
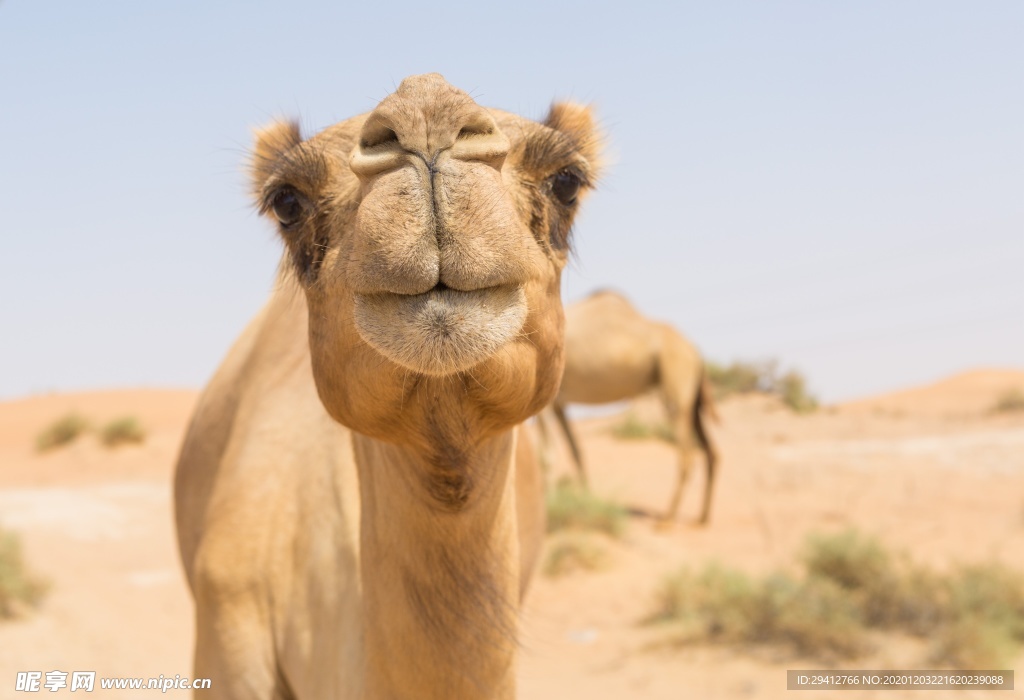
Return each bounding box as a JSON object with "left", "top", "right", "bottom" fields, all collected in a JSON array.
[
  {"left": 802, "top": 529, "right": 892, "bottom": 591},
  {"left": 646, "top": 529, "right": 1024, "bottom": 666},
  {"left": 706, "top": 359, "right": 819, "bottom": 413},
  {"left": 609, "top": 411, "right": 675, "bottom": 443},
  {"left": 0, "top": 529, "right": 48, "bottom": 619},
  {"left": 930, "top": 617, "right": 1017, "bottom": 670},
  {"left": 647, "top": 563, "right": 870, "bottom": 659},
  {"left": 778, "top": 371, "right": 819, "bottom": 414},
  {"left": 546, "top": 479, "right": 627, "bottom": 538},
  {"left": 543, "top": 533, "right": 608, "bottom": 577},
  {"left": 35, "top": 413, "right": 89, "bottom": 451},
  {"left": 992, "top": 389, "right": 1024, "bottom": 414},
  {"left": 99, "top": 416, "right": 146, "bottom": 447},
  {"left": 705, "top": 361, "right": 769, "bottom": 398}
]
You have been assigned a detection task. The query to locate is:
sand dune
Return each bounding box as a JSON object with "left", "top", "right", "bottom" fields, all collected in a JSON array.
[
  {"left": 840, "top": 368, "right": 1024, "bottom": 418},
  {"left": 1, "top": 371, "right": 1022, "bottom": 698}
]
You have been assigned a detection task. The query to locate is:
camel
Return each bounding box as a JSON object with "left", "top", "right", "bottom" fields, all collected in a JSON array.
[
  {"left": 538, "top": 290, "right": 719, "bottom": 524},
  {"left": 173, "top": 74, "right": 602, "bottom": 699}
]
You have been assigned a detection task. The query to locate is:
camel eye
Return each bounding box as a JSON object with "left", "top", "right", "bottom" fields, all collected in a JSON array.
[
  {"left": 271, "top": 188, "right": 304, "bottom": 227},
  {"left": 550, "top": 171, "right": 581, "bottom": 206}
]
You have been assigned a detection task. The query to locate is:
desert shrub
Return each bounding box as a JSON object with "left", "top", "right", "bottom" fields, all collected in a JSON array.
[
  {"left": 777, "top": 371, "right": 819, "bottom": 413},
  {"left": 705, "top": 361, "right": 770, "bottom": 398},
  {"left": 768, "top": 574, "right": 870, "bottom": 658},
  {"left": 610, "top": 411, "right": 675, "bottom": 443},
  {"left": 99, "top": 416, "right": 146, "bottom": 447},
  {"left": 992, "top": 389, "right": 1024, "bottom": 414},
  {"left": 802, "top": 529, "right": 892, "bottom": 591},
  {"left": 946, "top": 563, "right": 1024, "bottom": 638},
  {"left": 646, "top": 530, "right": 1024, "bottom": 666},
  {"left": 927, "top": 562, "right": 1024, "bottom": 668},
  {"left": 647, "top": 563, "right": 869, "bottom": 659},
  {"left": 802, "top": 529, "right": 946, "bottom": 633},
  {"left": 546, "top": 479, "right": 627, "bottom": 538},
  {"left": 543, "top": 533, "right": 608, "bottom": 577},
  {"left": 0, "top": 529, "right": 48, "bottom": 619},
  {"left": 707, "top": 359, "right": 819, "bottom": 413},
  {"left": 862, "top": 564, "right": 948, "bottom": 634},
  {"left": 35, "top": 413, "right": 89, "bottom": 451},
  {"left": 930, "top": 617, "right": 1017, "bottom": 670}
]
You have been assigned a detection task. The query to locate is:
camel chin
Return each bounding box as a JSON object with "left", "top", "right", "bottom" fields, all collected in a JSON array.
[{"left": 353, "top": 285, "right": 528, "bottom": 376}]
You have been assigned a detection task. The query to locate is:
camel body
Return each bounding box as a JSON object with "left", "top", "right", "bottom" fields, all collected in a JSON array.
[
  {"left": 542, "top": 291, "right": 718, "bottom": 523},
  {"left": 175, "top": 278, "right": 545, "bottom": 698},
  {"left": 174, "top": 74, "right": 601, "bottom": 699}
]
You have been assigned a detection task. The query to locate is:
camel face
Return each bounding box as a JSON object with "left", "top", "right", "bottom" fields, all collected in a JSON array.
[{"left": 251, "top": 74, "right": 601, "bottom": 443}]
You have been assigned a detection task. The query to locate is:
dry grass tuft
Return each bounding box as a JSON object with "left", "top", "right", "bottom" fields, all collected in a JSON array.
[
  {"left": 646, "top": 563, "right": 870, "bottom": 660},
  {"left": 705, "top": 361, "right": 768, "bottom": 398},
  {"left": 35, "top": 413, "right": 90, "bottom": 452},
  {"left": 543, "top": 533, "right": 609, "bottom": 577},
  {"left": 706, "top": 360, "right": 819, "bottom": 413},
  {"left": 646, "top": 529, "right": 1024, "bottom": 667},
  {"left": 0, "top": 529, "right": 49, "bottom": 619},
  {"left": 777, "top": 371, "right": 819, "bottom": 414},
  {"left": 991, "top": 388, "right": 1024, "bottom": 414},
  {"left": 609, "top": 411, "right": 675, "bottom": 443},
  {"left": 546, "top": 479, "right": 627, "bottom": 538},
  {"left": 99, "top": 416, "right": 146, "bottom": 447}
]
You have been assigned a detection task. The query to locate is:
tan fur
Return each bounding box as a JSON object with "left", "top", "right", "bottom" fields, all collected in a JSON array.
[
  {"left": 540, "top": 290, "right": 719, "bottom": 524},
  {"left": 174, "top": 74, "right": 602, "bottom": 699}
]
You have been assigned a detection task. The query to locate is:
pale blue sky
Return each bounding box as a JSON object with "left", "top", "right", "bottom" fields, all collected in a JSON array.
[{"left": 1, "top": 1, "right": 1021, "bottom": 402}]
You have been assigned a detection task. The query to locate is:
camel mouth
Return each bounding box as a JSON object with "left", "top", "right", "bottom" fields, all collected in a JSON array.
[{"left": 352, "top": 285, "right": 528, "bottom": 376}]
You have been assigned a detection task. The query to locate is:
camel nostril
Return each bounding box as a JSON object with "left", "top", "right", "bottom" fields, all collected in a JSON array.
[
  {"left": 456, "top": 112, "right": 498, "bottom": 140},
  {"left": 361, "top": 126, "right": 399, "bottom": 150},
  {"left": 450, "top": 112, "right": 508, "bottom": 170},
  {"left": 457, "top": 125, "right": 493, "bottom": 140},
  {"left": 350, "top": 117, "right": 405, "bottom": 180}
]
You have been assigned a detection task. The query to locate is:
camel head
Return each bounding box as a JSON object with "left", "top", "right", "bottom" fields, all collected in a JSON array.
[{"left": 251, "top": 74, "right": 601, "bottom": 447}]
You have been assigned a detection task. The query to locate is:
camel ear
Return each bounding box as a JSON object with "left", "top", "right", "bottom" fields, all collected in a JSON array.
[
  {"left": 544, "top": 102, "right": 604, "bottom": 176},
  {"left": 250, "top": 120, "right": 302, "bottom": 194}
]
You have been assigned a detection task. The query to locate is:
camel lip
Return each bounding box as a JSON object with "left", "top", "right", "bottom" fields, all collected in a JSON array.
[
  {"left": 355, "top": 282, "right": 523, "bottom": 303},
  {"left": 351, "top": 284, "right": 529, "bottom": 376}
]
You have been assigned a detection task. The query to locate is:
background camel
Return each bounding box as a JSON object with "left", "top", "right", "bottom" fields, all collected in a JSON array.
[
  {"left": 173, "top": 74, "right": 602, "bottom": 699},
  {"left": 540, "top": 290, "right": 719, "bottom": 524}
]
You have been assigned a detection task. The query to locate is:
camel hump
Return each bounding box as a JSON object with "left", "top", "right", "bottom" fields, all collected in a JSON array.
[{"left": 584, "top": 287, "right": 630, "bottom": 303}]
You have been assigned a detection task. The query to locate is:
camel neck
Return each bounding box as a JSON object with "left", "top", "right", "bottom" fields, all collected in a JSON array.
[{"left": 352, "top": 431, "right": 520, "bottom": 700}]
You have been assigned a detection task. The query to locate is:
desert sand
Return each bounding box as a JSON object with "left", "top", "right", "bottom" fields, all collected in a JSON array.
[{"left": 1, "top": 370, "right": 1022, "bottom": 698}]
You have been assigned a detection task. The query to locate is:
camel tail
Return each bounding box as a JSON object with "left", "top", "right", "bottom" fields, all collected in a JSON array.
[
  {"left": 697, "top": 369, "right": 720, "bottom": 424},
  {"left": 694, "top": 366, "right": 720, "bottom": 524}
]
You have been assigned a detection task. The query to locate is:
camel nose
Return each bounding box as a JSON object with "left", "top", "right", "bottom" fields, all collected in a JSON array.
[{"left": 350, "top": 73, "right": 510, "bottom": 180}]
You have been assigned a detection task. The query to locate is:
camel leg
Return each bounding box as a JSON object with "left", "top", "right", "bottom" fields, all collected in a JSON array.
[
  {"left": 655, "top": 326, "right": 705, "bottom": 525},
  {"left": 190, "top": 555, "right": 287, "bottom": 699},
  {"left": 694, "top": 374, "right": 719, "bottom": 525},
  {"left": 191, "top": 612, "right": 283, "bottom": 699},
  {"left": 552, "top": 402, "right": 588, "bottom": 489},
  {"left": 662, "top": 408, "right": 699, "bottom": 523}
]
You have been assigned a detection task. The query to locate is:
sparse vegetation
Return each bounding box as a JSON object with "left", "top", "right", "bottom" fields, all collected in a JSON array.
[
  {"left": 0, "top": 529, "right": 48, "bottom": 619},
  {"left": 706, "top": 359, "right": 819, "bottom": 413},
  {"left": 99, "top": 416, "right": 146, "bottom": 447},
  {"left": 992, "top": 388, "right": 1024, "bottom": 414},
  {"left": 645, "top": 529, "right": 1024, "bottom": 667},
  {"left": 546, "top": 479, "right": 627, "bottom": 538},
  {"left": 705, "top": 360, "right": 770, "bottom": 398},
  {"left": 609, "top": 411, "right": 675, "bottom": 443},
  {"left": 543, "top": 533, "right": 609, "bottom": 577},
  {"left": 646, "top": 562, "right": 870, "bottom": 659},
  {"left": 777, "top": 371, "right": 819, "bottom": 414},
  {"left": 34, "top": 413, "right": 89, "bottom": 452},
  {"left": 34, "top": 413, "right": 148, "bottom": 451}
]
